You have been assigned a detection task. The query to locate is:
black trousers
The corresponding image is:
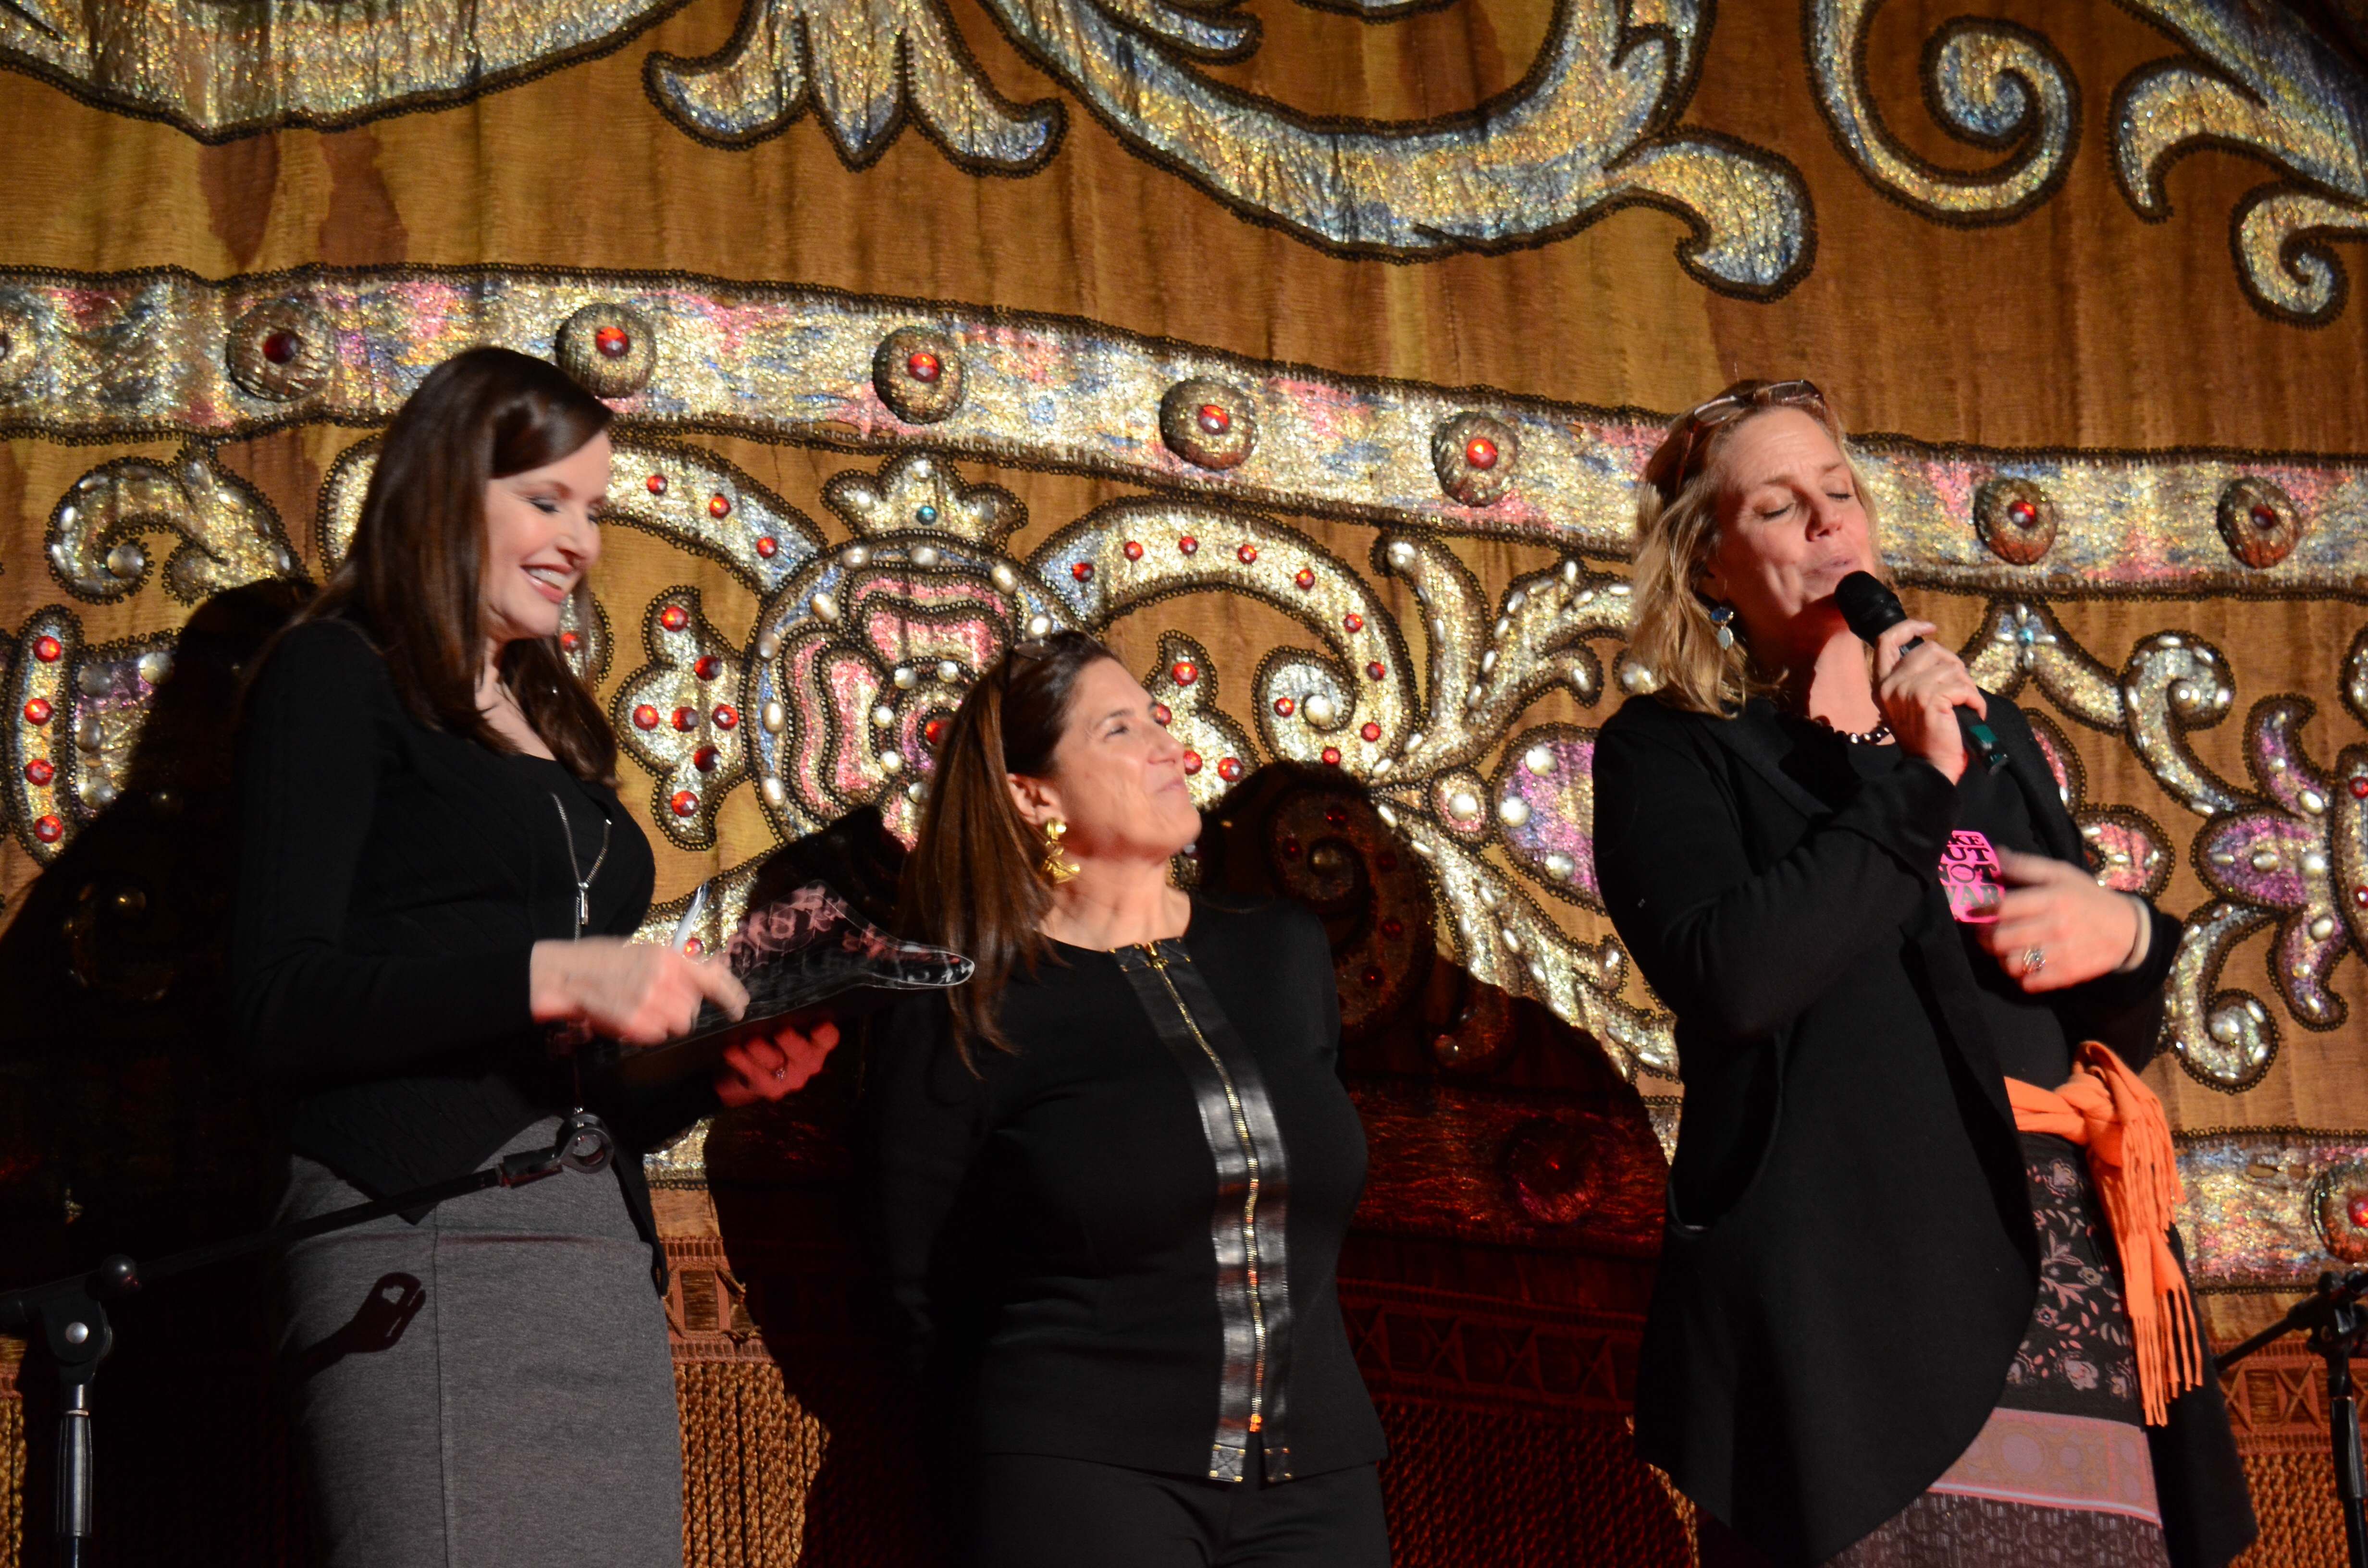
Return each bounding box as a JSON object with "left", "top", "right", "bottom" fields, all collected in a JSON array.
[{"left": 971, "top": 1451, "right": 1390, "bottom": 1568}]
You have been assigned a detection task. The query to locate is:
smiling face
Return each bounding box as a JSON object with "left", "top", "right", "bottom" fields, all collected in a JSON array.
[
  {"left": 1695, "top": 407, "right": 1876, "bottom": 670},
  {"left": 479, "top": 430, "right": 611, "bottom": 651},
  {"left": 1011, "top": 657, "right": 1201, "bottom": 865}
]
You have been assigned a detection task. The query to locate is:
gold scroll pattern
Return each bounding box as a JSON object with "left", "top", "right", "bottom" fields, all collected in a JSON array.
[
  {"left": 1806, "top": 1, "right": 2079, "bottom": 223},
  {"left": 1819, "top": 0, "right": 2368, "bottom": 322},
  {"left": 0, "top": 0, "right": 1807, "bottom": 293}
]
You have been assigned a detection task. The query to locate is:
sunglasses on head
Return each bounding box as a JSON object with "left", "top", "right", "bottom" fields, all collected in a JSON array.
[{"left": 1649, "top": 379, "right": 1828, "bottom": 503}]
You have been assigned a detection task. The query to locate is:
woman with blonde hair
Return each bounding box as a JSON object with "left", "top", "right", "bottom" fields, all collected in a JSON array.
[
  {"left": 864, "top": 630, "right": 1388, "bottom": 1567},
  {"left": 1593, "top": 381, "right": 2252, "bottom": 1566}
]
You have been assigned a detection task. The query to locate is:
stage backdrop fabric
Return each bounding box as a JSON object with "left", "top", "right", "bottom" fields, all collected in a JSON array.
[{"left": 1, "top": 0, "right": 2366, "bottom": 1564}]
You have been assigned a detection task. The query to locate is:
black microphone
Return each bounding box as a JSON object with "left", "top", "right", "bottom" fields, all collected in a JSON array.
[{"left": 1833, "top": 571, "right": 2009, "bottom": 774}]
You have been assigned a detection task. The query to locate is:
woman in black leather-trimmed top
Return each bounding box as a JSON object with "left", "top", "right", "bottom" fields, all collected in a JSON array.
[{"left": 865, "top": 631, "right": 1388, "bottom": 1568}]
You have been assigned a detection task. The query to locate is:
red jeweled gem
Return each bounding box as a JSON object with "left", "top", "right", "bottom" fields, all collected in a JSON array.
[
  {"left": 1320, "top": 747, "right": 1342, "bottom": 766},
  {"left": 1151, "top": 703, "right": 1172, "bottom": 726},
  {"left": 672, "top": 707, "right": 698, "bottom": 732},
  {"left": 32, "top": 636, "right": 62, "bottom": 663},
  {"left": 559, "top": 631, "right": 580, "bottom": 652},
  {"left": 1273, "top": 697, "right": 1296, "bottom": 718},
  {"left": 659, "top": 605, "right": 690, "bottom": 632},
  {"left": 694, "top": 746, "right": 720, "bottom": 773},
  {"left": 924, "top": 718, "right": 947, "bottom": 747},
  {"left": 1465, "top": 436, "right": 1498, "bottom": 470},
  {"left": 1123, "top": 539, "right": 1144, "bottom": 562},
  {"left": 632, "top": 705, "right": 660, "bottom": 730},
  {"left": 1237, "top": 543, "right": 1258, "bottom": 564},
  {"left": 1177, "top": 536, "right": 1199, "bottom": 556},
  {"left": 906, "top": 351, "right": 942, "bottom": 383},
  {"left": 1183, "top": 750, "right": 1203, "bottom": 774},
  {"left": 1325, "top": 805, "right": 1348, "bottom": 827},
  {"left": 2251, "top": 503, "right": 2280, "bottom": 531},
  {"left": 2352, "top": 776, "right": 2368, "bottom": 799},
  {"left": 1366, "top": 661, "right": 1386, "bottom": 680},
  {"left": 1381, "top": 917, "right": 1404, "bottom": 939},
  {"left": 695, "top": 655, "right": 723, "bottom": 681},
  {"left": 683, "top": 936, "right": 704, "bottom": 957},
  {"left": 755, "top": 536, "right": 778, "bottom": 558},
  {"left": 1196, "top": 404, "right": 1230, "bottom": 435},
  {"left": 1343, "top": 612, "right": 1364, "bottom": 633},
  {"left": 1294, "top": 568, "right": 1315, "bottom": 590},
  {"left": 593, "top": 325, "right": 630, "bottom": 359},
  {"left": 670, "top": 790, "right": 698, "bottom": 817},
  {"left": 1361, "top": 722, "right": 1381, "bottom": 742},
  {"left": 25, "top": 758, "right": 54, "bottom": 786},
  {"left": 1072, "top": 561, "right": 1094, "bottom": 582},
  {"left": 2008, "top": 499, "right": 2038, "bottom": 526},
  {"left": 2349, "top": 1192, "right": 2368, "bottom": 1229},
  {"left": 647, "top": 473, "right": 667, "bottom": 495},
  {"left": 34, "top": 814, "right": 62, "bottom": 844},
  {"left": 1217, "top": 756, "right": 1242, "bottom": 782},
  {"left": 1361, "top": 964, "right": 1385, "bottom": 989},
  {"left": 713, "top": 704, "right": 739, "bottom": 730},
  {"left": 22, "top": 698, "right": 51, "bottom": 725},
  {"left": 1172, "top": 661, "right": 1199, "bottom": 686},
  {"left": 261, "top": 329, "right": 300, "bottom": 366},
  {"left": 707, "top": 494, "right": 731, "bottom": 519},
  {"left": 2354, "top": 885, "right": 2368, "bottom": 908}
]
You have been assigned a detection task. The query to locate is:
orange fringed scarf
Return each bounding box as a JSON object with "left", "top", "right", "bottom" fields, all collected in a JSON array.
[{"left": 2005, "top": 1042, "right": 2201, "bottom": 1427}]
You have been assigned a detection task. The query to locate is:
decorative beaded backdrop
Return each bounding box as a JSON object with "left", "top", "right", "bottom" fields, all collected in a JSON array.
[{"left": 1, "top": 1, "right": 2367, "bottom": 1565}]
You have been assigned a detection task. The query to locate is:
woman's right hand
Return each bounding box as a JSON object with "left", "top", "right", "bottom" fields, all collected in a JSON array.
[
  {"left": 1873, "top": 618, "right": 1984, "bottom": 784},
  {"left": 529, "top": 938, "right": 750, "bottom": 1047}
]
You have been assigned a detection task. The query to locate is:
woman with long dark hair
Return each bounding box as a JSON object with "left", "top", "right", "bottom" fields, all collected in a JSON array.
[
  {"left": 865, "top": 631, "right": 1389, "bottom": 1567},
  {"left": 232, "top": 346, "right": 838, "bottom": 1567},
  {"left": 1595, "top": 380, "right": 2252, "bottom": 1566}
]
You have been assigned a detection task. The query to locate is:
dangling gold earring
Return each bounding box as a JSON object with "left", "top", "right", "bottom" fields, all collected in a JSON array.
[{"left": 1039, "top": 817, "right": 1080, "bottom": 886}]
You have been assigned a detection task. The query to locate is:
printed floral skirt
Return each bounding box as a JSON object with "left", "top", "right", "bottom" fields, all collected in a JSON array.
[{"left": 1823, "top": 1132, "right": 2171, "bottom": 1568}]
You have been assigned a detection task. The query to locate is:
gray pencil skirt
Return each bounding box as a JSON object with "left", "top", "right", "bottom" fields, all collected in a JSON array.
[{"left": 271, "top": 1118, "right": 685, "bottom": 1568}]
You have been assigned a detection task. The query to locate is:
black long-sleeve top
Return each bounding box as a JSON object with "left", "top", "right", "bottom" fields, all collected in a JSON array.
[
  {"left": 864, "top": 896, "right": 1387, "bottom": 1484},
  {"left": 230, "top": 617, "right": 713, "bottom": 1262},
  {"left": 1593, "top": 692, "right": 2252, "bottom": 1568}
]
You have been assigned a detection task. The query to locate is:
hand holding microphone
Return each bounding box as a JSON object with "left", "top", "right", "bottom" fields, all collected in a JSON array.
[{"left": 1834, "top": 572, "right": 2007, "bottom": 784}]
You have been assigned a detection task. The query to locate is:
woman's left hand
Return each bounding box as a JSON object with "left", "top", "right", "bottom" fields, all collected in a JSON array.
[
  {"left": 713, "top": 1018, "right": 841, "bottom": 1107},
  {"left": 1977, "top": 849, "right": 2146, "bottom": 992}
]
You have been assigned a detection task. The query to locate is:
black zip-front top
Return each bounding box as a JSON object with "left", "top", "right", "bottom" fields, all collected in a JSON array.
[{"left": 865, "top": 896, "right": 1387, "bottom": 1483}]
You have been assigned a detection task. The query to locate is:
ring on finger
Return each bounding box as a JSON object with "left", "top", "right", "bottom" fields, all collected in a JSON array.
[{"left": 2023, "top": 944, "right": 2046, "bottom": 976}]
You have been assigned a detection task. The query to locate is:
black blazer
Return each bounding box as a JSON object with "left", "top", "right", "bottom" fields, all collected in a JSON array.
[
  {"left": 231, "top": 618, "right": 713, "bottom": 1273},
  {"left": 1593, "top": 692, "right": 2254, "bottom": 1568}
]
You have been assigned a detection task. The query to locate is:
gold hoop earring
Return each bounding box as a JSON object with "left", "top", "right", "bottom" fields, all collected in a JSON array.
[{"left": 1039, "top": 817, "right": 1080, "bottom": 886}]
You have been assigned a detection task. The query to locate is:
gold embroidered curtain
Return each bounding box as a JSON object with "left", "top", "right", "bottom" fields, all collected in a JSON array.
[{"left": 2, "top": 0, "right": 2367, "bottom": 1563}]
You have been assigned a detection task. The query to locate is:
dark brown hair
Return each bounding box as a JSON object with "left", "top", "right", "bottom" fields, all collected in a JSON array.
[
  {"left": 288, "top": 346, "right": 618, "bottom": 782},
  {"left": 898, "top": 630, "right": 1118, "bottom": 1064}
]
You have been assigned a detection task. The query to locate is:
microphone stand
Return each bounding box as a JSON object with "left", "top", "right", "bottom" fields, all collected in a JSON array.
[
  {"left": 2216, "top": 1269, "right": 2368, "bottom": 1568},
  {"left": 0, "top": 1109, "right": 617, "bottom": 1568}
]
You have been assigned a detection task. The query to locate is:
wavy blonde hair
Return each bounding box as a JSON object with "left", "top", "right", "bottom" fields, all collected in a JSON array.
[{"left": 1628, "top": 381, "right": 1883, "bottom": 716}]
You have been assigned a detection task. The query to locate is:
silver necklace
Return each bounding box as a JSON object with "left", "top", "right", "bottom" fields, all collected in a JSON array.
[
  {"left": 548, "top": 792, "right": 611, "bottom": 938},
  {"left": 1815, "top": 714, "right": 1893, "bottom": 746}
]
